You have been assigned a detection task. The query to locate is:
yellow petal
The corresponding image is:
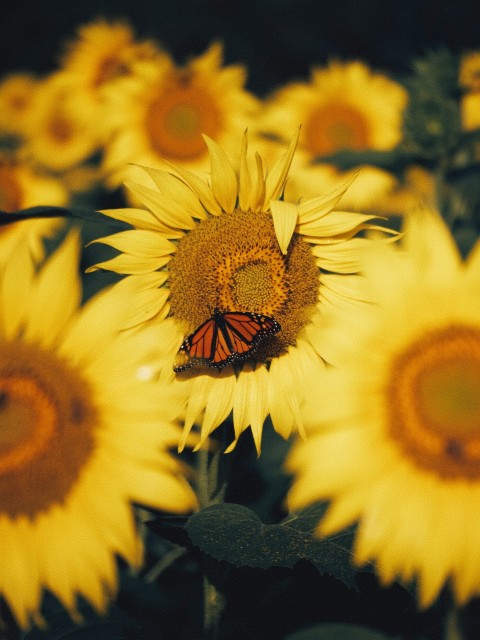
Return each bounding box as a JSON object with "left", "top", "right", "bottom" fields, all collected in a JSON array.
[
  {"left": 403, "top": 208, "right": 461, "bottom": 283},
  {"left": 24, "top": 229, "right": 82, "bottom": 347},
  {"left": 124, "top": 182, "right": 196, "bottom": 231},
  {"left": 98, "top": 207, "right": 173, "bottom": 233},
  {"left": 138, "top": 166, "right": 208, "bottom": 220},
  {"left": 203, "top": 135, "right": 238, "bottom": 213},
  {"left": 89, "top": 229, "right": 175, "bottom": 258},
  {"left": 312, "top": 237, "right": 374, "bottom": 273},
  {"left": 268, "top": 349, "right": 304, "bottom": 439},
  {"left": 249, "top": 152, "right": 266, "bottom": 213},
  {"left": 297, "top": 172, "right": 360, "bottom": 224},
  {"left": 86, "top": 253, "right": 169, "bottom": 275},
  {"left": 270, "top": 200, "right": 298, "bottom": 255},
  {"left": 262, "top": 127, "right": 300, "bottom": 210},
  {"left": 59, "top": 281, "right": 143, "bottom": 365},
  {"left": 234, "top": 363, "right": 269, "bottom": 454},
  {"left": 162, "top": 160, "right": 222, "bottom": 216},
  {"left": 299, "top": 211, "right": 380, "bottom": 238},
  {"left": 202, "top": 374, "right": 236, "bottom": 438},
  {"left": 238, "top": 131, "right": 251, "bottom": 212},
  {"left": 0, "top": 228, "right": 35, "bottom": 340}
]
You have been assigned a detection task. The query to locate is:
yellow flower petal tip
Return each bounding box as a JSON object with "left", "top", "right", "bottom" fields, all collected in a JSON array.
[{"left": 270, "top": 199, "right": 299, "bottom": 254}]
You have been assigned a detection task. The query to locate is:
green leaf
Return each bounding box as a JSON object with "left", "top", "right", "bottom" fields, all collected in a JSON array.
[
  {"left": 284, "top": 623, "right": 396, "bottom": 640},
  {"left": 185, "top": 503, "right": 359, "bottom": 589},
  {"left": 311, "top": 148, "right": 412, "bottom": 173},
  {"left": 0, "top": 206, "right": 129, "bottom": 231}
]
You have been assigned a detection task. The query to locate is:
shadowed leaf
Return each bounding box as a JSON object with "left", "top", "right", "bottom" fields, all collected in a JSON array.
[{"left": 185, "top": 502, "right": 360, "bottom": 589}]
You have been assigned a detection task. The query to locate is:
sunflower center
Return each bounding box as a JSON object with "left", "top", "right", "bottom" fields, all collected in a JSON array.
[
  {"left": 146, "top": 79, "right": 221, "bottom": 160},
  {"left": 0, "top": 340, "right": 97, "bottom": 517},
  {"left": 168, "top": 209, "right": 319, "bottom": 362},
  {"left": 232, "top": 261, "right": 275, "bottom": 310},
  {"left": 304, "top": 102, "right": 370, "bottom": 157},
  {"left": 387, "top": 324, "right": 480, "bottom": 479},
  {"left": 8, "top": 91, "right": 28, "bottom": 112},
  {"left": 48, "top": 113, "right": 74, "bottom": 144},
  {"left": 0, "top": 161, "right": 22, "bottom": 213}
]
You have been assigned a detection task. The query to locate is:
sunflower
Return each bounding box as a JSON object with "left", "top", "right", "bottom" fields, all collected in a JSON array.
[
  {"left": 88, "top": 132, "right": 393, "bottom": 454},
  {"left": 459, "top": 50, "right": 480, "bottom": 92},
  {"left": 283, "top": 160, "right": 401, "bottom": 214},
  {"left": 0, "top": 153, "right": 67, "bottom": 260},
  {"left": 287, "top": 209, "right": 480, "bottom": 607},
  {"left": 460, "top": 92, "right": 480, "bottom": 132},
  {"left": 56, "top": 18, "right": 163, "bottom": 127},
  {"left": 20, "top": 74, "right": 102, "bottom": 173},
  {"left": 0, "top": 227, "right": 196, "bottom": 628},
  {"left": 256, "top": 60, "right": 408, "bottom": 211},
  {"left": 0, "top": 154, "right": 69, "bottom": 212},
  {"left": 0, "top": 72, "right": 39, "bottom": 138},
  {"left": 100, "top": 42, "right": 260, "bottom": 191}
]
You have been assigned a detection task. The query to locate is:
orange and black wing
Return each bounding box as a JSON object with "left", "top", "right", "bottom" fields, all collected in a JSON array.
[
  {"left": 221, "top": 312, "right": 281, "bottom": 361},
  {"left": 173, "top": 316, "right": 218, "bottom": 372},
  {"left": 173, "top": 309, "right": 281, "bottom": 372}
]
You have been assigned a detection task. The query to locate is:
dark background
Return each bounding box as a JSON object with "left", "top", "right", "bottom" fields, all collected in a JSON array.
[{"left": 1, "top": 0, "right": 479, "bottom": 96}]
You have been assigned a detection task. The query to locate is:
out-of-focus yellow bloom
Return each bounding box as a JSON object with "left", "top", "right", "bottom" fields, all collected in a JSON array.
[
  {"left": 459, "top": 50, "right": 480, "bottom": 92},
  {"left": 20, "top": 74, "right": 102, "bottom": 173},
  {"left": 56, "top": 18, "right": 164, "bottom": 128},
  {"left": 288, "top": 209, "right": 480, "bottom": 608},
  {"left": 0, "top": 154, "right": 69, "bottom": 212},
  {"left": 257, "top": 60, "right": 408, "bottom": 211},
  {"left": 0, "top": 73, "right": 39, "bottom": 138},
  {"left": 461, "top": 92, "right": 480, "bottom": 132},
  {"left": 0, "top": 154, "right": 67, "bottom": 260},
  {"left": 0, "top": 228, "right": 196, "bottom": 628},
  {"left": 101, "top": 42, "right": 260, "bottom": 195}
]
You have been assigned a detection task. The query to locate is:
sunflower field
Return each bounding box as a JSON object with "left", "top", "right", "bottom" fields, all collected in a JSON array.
[{"left": 1, "top": 2, "right": 480, "bottom": 639}]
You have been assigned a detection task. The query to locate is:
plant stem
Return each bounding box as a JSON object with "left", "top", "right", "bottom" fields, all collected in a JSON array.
[
  {"left": 444, "top": 607, "right": 463, "bottom": 640},
  {"left": 196, "top": 447, "right": 226, "bottom": 640},
  {"left": 202, "top": 576, "right": 225, "bottom": 640},
  {"left": 196, "top": 447, "right": 211, "bottom": 509}
]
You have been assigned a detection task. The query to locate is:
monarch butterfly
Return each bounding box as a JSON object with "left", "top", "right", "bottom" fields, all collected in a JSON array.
[{"left": 173, "top": 308, "right": 281, "bottom": 372}]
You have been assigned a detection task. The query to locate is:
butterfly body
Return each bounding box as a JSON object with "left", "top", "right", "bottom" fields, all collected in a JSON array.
[{"left": 173, "top": 308, "right": 281, "bottom": 372}]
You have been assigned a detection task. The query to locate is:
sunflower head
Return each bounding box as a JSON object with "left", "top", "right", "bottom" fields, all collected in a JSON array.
[
  {"left": 287, "top": 208, "right": 480, "bottom": 608},
  {"left": 0, "top": 72, "right": 39, "bottom": 137},
  {"left": 258, "top": 59, "right": 408, "bottom": 159},
  {"left": 100, "top": 42, "right": 260, "bottom": 189},
  {"left": 459, "top": 50, "right": 480, "bottom": 92},
  {"left": 90, "top": 131, "right": 396, "bottom": 452},
  {"left": 0, "top": 228, "right": 196, "bottom": 628}
]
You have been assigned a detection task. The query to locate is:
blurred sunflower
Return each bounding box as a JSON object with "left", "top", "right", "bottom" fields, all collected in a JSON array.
[
  {"left": 0, "top": 154, "right": 68, "bottom": 212},
  {"left": 257, "top": 60, "right": 408, "bottom": 211},
  {"left": 89, "top": 132, "right": 394, "bottom": 453},
  {"left": 56, "top": 18, "right": 163, "bottom": 126},
  {"left": 287, "top": 209, "right": 480, "bottom": 608},
  {"left": 459, "top": 50, "right": 480, "bottom": 92},
  {"left": 460, "top": 92, "right": 480, "bottom": 132},
  {"left": 0, "top": 153, "right": 67, "bottom": 260},
  {"left": 0, "top": 228, "right": 196, "bottom": 629},
  {"left": 0, "top": 73, "right": 39, "bottom": 138},
  {"left": 101, "top": 42, "right": 260, "bottom": 193},
  {"left": 20, "top": 74, "right": 102, "bottom": 173}
]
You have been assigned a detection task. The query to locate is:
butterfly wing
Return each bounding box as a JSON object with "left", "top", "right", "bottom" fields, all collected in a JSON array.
[
  {"left": 173, "top": 316, "right": 217, "bottom": 371},
  {"left": 220, "top": 312, "right": 281, "bottom": 361},
  {"left": 174, "top": 310, "right": 281, "bottom": 372}
]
